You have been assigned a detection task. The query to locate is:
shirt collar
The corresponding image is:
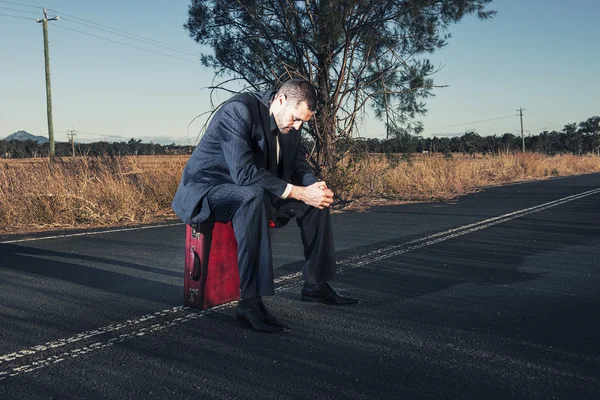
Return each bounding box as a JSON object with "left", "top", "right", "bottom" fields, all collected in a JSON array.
[
  {"left": 267, "top": 91, "right": 279, "bottom": 134},
  {"left": 269, "top": 114, "right": 278, "bottom": 134}
]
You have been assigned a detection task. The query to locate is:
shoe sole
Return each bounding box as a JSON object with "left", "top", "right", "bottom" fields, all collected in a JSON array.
[
  {"left": 301, "top": 294, "right": 335, "bottom": 305},
  {"left": 301, "top": 295, "right": 360, "bottom": 306},
  {"left": 236, "top": 315, "right": 286, "bottom": 333}
]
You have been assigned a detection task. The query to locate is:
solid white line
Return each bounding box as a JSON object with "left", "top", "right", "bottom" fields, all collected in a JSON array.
[
  {"left": 1, "top": 187, "right": 599, "bottom": 381},
  {"left": 0, "top": 222, "right": 183, "bottom": 244},
  {"left": 336, "top": 187, "right": 600, "bottom": 265},
  {"left": 340, "top": 187, "right": 600, "bottom": 271}
]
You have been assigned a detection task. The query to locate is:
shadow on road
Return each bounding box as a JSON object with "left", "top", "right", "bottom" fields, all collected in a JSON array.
[{"left": 0, "top": 243, "right": 180, "bottom": 302}]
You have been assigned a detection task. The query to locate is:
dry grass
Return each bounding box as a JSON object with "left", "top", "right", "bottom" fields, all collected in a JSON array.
[
  {"left": 0, "top": 156, "right": 186, "bottom": 233},
  {"left": 341, "top": 153, "right": 600, "bottom": 205},
  {"left": 1, "top": 153, "right": 599, "bottom": 234}
]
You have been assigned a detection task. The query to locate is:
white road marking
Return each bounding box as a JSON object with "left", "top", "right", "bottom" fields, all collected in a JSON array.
[
  {"left": 0, "top": 307, "right": 185, "bottom": 365},
  {"left": 1, "top": 187, "right": 599, "bottom": 381},
  {"left": 338, "top": 187, "right": 600, "bottom": 266},
  {"left": 0, "top": 222, "right": 183, "bottom": 244}
]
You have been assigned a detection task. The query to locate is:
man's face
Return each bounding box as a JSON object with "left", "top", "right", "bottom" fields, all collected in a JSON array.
[{"left": 272, "top": 96, "right": 314, "bottom": 134}]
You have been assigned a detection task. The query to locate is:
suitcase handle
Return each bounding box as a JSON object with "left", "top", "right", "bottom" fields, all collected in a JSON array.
[{"left": 190, "top": 246, "right": 201, "bottom": 281}]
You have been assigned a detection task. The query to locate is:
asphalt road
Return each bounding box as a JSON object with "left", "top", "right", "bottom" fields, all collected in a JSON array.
[{"left": 1, "top": 173, "right": 599, "bottom": 399}]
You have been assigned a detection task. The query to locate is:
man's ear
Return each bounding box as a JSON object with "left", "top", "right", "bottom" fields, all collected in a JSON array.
[{"left": 277, "top": 93, "right": 287, "bottom": 106}]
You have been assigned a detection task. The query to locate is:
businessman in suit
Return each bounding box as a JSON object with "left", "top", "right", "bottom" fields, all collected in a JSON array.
[{"left": 172, "top": 79, "right": 359, "bottom": 332}]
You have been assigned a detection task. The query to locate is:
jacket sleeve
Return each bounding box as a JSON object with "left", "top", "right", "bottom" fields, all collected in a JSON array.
[{"left": 218, "top": 100, "right": 289, "bottom": 196}]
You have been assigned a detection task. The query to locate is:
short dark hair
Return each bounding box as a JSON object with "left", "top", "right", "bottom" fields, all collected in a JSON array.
[{"left": 276, "top": 79, "right": 317, "bottom": 112}]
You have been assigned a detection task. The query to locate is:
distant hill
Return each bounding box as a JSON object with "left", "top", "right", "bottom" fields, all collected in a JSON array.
[{"left": 3, "top": 131, "right": 49, "bottom": 144}]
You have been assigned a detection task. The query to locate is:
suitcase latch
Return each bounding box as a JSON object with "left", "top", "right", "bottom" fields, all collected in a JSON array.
[
  {"left": 189, "top": 288, "right": 199, "bottom": 303},
  {"left": 191, "top": 226, "right": 200, "bottom": 239}
]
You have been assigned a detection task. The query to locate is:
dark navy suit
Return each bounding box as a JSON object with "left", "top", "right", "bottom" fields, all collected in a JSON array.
[{"left": 172, "top": 91, "right": 336, "bottom": 297}]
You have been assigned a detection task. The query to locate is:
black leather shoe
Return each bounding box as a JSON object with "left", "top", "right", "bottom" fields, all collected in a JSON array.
[
  {"left": 301, "top": 282, "right": 360, "bottom": 305},
  {"left": 259, "top": 302, "right": 291, "bottom": 331},
  {"left": 235, "top": 302, "right": 287, "bottom": 333}
]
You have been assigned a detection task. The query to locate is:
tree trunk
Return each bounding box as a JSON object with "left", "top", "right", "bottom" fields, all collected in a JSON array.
[{"left": 315, "top": 45, "right": 336, "bottom": 175}]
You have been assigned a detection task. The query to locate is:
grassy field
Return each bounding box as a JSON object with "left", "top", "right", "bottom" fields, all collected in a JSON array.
[
  {"left": 0, "top": 155, "right": 190, "bottom": 168},
  {"left": 0, "top": 156, "right": 186, "bottom": 233},
  {"left": 1, "top": 153, "right": 599, "bottom": 234},
  {"left": 342, "top": 152, "right": 600, "bottom": 204}
]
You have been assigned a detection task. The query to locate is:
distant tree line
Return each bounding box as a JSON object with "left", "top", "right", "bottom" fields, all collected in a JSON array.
[
  {"left": 346, "top": 116, "right": 600, "bottom": 156},
  {"left": 2, "top": 116, "right": 598, "bottom": 159},
  {"left": 0, "top": 138, "right": 193, "bottom": 159}
]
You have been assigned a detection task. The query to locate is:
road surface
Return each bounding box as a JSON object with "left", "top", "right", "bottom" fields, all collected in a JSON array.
[{"left": 1, "top": 173, "right": 599, "bottom": 399}]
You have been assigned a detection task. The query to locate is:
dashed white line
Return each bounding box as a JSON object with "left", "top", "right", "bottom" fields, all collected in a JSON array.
[
  {"left": 1, "top": 187, "right": 599, "bottom": 381},
  {"left": 0, "top": 222, "right": 183, "bottom": 244}
]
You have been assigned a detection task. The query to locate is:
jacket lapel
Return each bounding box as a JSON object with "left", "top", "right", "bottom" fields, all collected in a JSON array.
[{"left": 258, "top": 92, "right": 278, "bottom": 176}]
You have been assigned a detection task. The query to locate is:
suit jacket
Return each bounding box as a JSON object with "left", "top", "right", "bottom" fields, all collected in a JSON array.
[{"left": 172, "top": 90, "right": 317, "bottom": 225}]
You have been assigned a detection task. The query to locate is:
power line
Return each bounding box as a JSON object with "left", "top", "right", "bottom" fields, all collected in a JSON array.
[
  {"left": 75, "top": 131, "right": 124, "bottom": 139},
  {"left": 427, "top": 115, "right": 517, "bottom": 131},
  {"left": 55, "top": 130, "right": 114, "bottom": 142},
  {"left": 47, "top": 9, "right": 201, "bottom": 57},
  {"left": 75, "top": 131, "right": 148, "bottom": 142},
  {"left": 0, "top": 1, "right": 41, "bottom": 9},
  {"left": 3, "top": 4, "right": 202, "bottom": 65},
  {"left": 58, "top": 130, "right": 188, "bottom": 144},
  {"left": 4, "top": 2, "right": 201, "bottom": 58},
  {"left": 52, "top": 24, "right": 203, "bottom": 65},
  {"left": 0, "top": 5, "right": 39, "bottom": 15},
  {"left": 58, "top": 16, "right": 201, "bottom": 58},
  {"left": 0, "top": 12, "right": 35, "bottom": 20},
  {"left": 427, "top": 132, "right": 463, "bottom": 137},
  {"left": 428, "top": 108, "right": 516, "bottom": 113},
  {"left": 527, "top": 109, "right": 559, "bottom": 129}
]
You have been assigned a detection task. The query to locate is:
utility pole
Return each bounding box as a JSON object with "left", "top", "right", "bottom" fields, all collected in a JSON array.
[
  {"left": 36, "top": 9, "right": 59, "bottom": 161},
  {"left": 67, "top": 127, "right": 77, "bottom": 157},
  {"left": 518, "top": 107, "right": 526, "bottom": 153}
]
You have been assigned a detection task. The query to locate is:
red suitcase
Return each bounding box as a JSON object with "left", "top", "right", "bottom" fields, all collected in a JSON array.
[{"left": 184, "top": 221, "right": 240, "bottom": 309}]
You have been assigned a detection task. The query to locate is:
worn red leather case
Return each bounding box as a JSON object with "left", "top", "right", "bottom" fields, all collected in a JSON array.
[{"left": 184, "top": 222, "right": 240, "bottom": 309}]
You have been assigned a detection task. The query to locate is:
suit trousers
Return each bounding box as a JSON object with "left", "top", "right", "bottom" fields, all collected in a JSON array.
[{"left": 205, "top": 184, "right": 337, "bottom": 298}]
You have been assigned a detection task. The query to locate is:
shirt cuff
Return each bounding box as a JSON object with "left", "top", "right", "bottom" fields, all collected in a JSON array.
[{"left": 280, "top": 183, "right": 293, "bottom": 199}]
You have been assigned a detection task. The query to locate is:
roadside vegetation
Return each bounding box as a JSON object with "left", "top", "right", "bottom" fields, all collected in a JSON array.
[
  {"left": 340, "top": 152, "right": 600, "bottom": 204},
  {"left": 1, "top": 153, "right": 599, "bottom": 234},
  {"left": 0, "top": 156, "right": 183, "bottom": 233}
]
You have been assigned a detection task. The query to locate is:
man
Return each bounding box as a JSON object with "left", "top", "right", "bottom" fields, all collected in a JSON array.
[{"left": 172, "top": 79, "right": 359, "bottom": 333}]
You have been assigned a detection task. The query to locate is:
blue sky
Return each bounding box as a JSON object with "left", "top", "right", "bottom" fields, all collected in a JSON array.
[{"left": 1, "top": 0, "right": 598, "bottom": 144}]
